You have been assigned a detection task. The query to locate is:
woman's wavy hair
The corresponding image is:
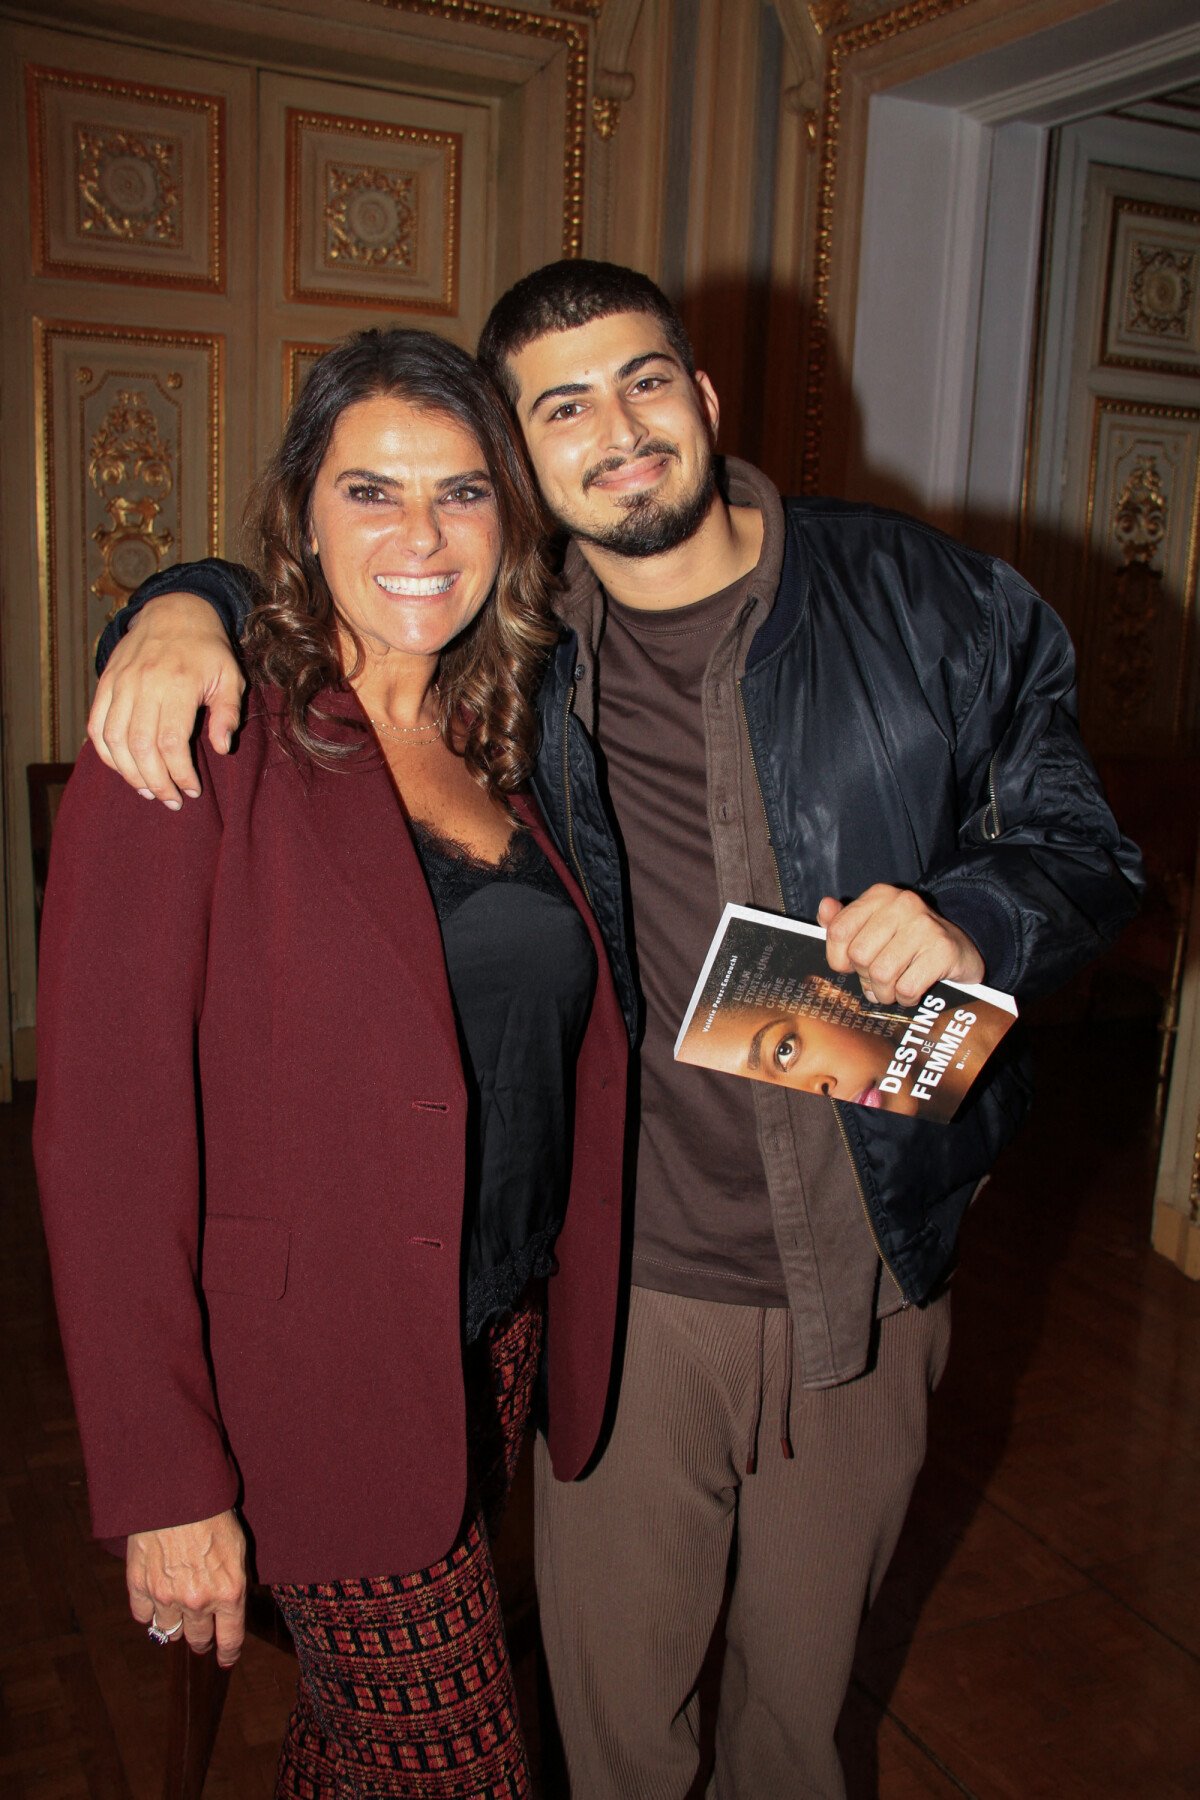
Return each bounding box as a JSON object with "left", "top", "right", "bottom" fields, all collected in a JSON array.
[{"left": 242, "top": 327, "right": 556, "bottom": 792}]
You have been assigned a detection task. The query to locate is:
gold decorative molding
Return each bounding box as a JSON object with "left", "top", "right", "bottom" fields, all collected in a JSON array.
[
  {"left": 35, "top": 321, "right": 222, "bottom": 758},
  {"left": 1128, "top": 246, "right": 1192, "bottom": 339},
  {"left": 362, "top": 0, "right": 588, "bottom": 258},
  {"left": 1101, "top": 196, "right": 1200, "bottom": 380},
  {"left": 1083, "top": 396, "right": 1200, "bottom": 750},
  {"left": 26, "top": 66, "right": 224, "bottom": 291},
  {"left": 1114, "top": 457, "right": 1167, "bottom": 569},
  {"left": 76, "top": 123, "right": 182, "bottom": 246},
  {"left": 592, "top": 96, "right": 620, "bottom": 140},
  {"left": 808, "top": 1, "right": 900, "bottom": 31},
  {"left": 88, "top": 389, "right": 176, "bottom": 613},
  {"left": 324, "top": 162, "right": 418, "bottom": 272},
  {"left": 286, "top": 109, "right": 459, "bottom": 312},
  {"left": 281, "top": 341, "right": 333, "bottom": 419},
  {"left": 802, "top": 0, "right": 986, "bottom": 490},
  {"left": 1103, "top": 456, "right": 1167, "bottom": 728}
]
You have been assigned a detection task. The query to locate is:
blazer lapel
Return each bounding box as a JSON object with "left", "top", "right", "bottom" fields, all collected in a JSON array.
[{"left": 282, "top": 690, "right": 461, "bottom": 1067}]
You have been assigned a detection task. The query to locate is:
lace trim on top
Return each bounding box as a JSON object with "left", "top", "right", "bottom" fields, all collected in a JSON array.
[{"left": 408, "top": 820, "right": 564, "bottom": 916}]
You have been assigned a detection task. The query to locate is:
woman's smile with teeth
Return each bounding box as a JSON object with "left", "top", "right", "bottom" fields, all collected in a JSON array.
[{"left": 374, "top": 573, "right": 458, "bottom": 596}]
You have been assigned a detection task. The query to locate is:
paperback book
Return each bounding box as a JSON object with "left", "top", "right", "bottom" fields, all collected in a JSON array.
[{"left": 674, "top": 903, "right": 1018, "bottom": 1125}]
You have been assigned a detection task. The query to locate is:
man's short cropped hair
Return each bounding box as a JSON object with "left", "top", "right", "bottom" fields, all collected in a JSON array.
[{"left": 478, "top": 259, "right": 696, "bottom": 403}]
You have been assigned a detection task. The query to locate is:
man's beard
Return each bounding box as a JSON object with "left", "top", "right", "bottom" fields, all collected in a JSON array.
[{"left": 559, "top": 446, "right": 717, "bottom": 559}]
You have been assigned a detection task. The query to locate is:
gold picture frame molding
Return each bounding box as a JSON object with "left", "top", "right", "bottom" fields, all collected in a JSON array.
[
  {"left": 1100, "top": 195, "right": 1200, "bottom": 382},
  {"left": 803, "top": 0, "right": 988, "bottom": 492},
  {"left": 362, "top": 0, "right": 589, "bottom": 258},
  {"left": 284, "top": 109, "right": 461, "bottom": 313},
  {"left": 25, "top": 64, "right": 225, "bottom": 293}
]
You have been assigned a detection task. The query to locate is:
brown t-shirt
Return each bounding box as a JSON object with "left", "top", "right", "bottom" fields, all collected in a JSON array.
[
  {"left": 565, "top": 459, "right": 902, "bottom": 1381},
  {"left": 597, "top": 579, "right": 788, "bottom": 1306}
]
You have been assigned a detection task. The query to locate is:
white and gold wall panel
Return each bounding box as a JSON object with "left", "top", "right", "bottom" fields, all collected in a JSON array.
[
  {"left": 36, "top": 321, "right": 222, "bottom": 757},
  {"left": 254, "top": 72, "right": 492, "bottom": 451},
  {"left": 1102, "top": 198, "right": 1200, "bottom": 380},
  {"left": 26, "top": 65, "right": 224, "bottom": 292},
  {"left": 281, "top": 342, "right": 334, "bottom": 420},
  {"left": 1083, "top": 398, "right": 1200, "bottom": 753},
  {"left": 285, "top": 109, "right": 459, "bottom": 313}
]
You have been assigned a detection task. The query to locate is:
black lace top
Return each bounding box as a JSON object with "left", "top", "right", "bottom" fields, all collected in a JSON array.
[{"left": 409, "top": 822, "right": 597, "bottom": 1341}]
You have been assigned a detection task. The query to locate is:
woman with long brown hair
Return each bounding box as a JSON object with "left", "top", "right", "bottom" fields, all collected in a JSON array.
[{"left": 34, "top": 328, "right": 627, "bottom": 1797}]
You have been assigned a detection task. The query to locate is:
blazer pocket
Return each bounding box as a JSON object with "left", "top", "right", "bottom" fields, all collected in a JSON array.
[{"left": 202, "top": 1214, "right": 290, "bottom": 1300}]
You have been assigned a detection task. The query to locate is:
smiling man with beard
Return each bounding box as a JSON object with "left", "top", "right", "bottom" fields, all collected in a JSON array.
[{"left": 85, "top": 261, "right": 1141, "bottom": 1799}]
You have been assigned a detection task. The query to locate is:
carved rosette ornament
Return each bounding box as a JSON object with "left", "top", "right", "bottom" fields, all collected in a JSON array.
[
  {"left": 1128, "top": 244, "right": 1193, "bottom": 341},
  {"left": 75, "top": 124, "right": 182, "bottom": 247},
  {"left": 1101, "top": 457, "right": 1168, "bottom": 725},
  {"left": 324, "top": 162, "right": 418, "bottom": 270},
  {"left": 88, "top": 390, "right": 175, "bottom": 614}
]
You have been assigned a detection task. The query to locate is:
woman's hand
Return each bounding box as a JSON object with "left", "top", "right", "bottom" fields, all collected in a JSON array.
[
  {"left": 126, "top": 1508, "right": 248, "bottom": 1666},
  {"left": 88, "top": 593, "right": 245, "bottom": 809}
]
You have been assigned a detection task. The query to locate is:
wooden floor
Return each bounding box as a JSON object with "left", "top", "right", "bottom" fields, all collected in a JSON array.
[{"left": 3, "top": 1020, "right": 1199, "bottom": 1798}]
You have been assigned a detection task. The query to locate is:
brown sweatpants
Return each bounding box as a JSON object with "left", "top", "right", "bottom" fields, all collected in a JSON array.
[{"left": 535, "top": 1285, "right": 951, "bottom": 1799}]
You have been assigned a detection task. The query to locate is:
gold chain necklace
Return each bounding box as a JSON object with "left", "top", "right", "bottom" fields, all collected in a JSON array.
[{"left": 370, "top": 715, "right": 441, "bottom": 742}]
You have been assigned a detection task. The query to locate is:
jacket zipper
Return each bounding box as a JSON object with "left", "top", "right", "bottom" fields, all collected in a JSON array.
[
  {"left": 739, "top": 679, "right": 907, "bottom": 1306},
  {"left": 560, "top": 679, "right": 595, "bottom": 908},
  {"left": 984, "top": 753, "right": 1002, "bottom": 840}
]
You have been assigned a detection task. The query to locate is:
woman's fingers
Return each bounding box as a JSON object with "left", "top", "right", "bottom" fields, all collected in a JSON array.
[
  {"left": 126, "top": 1510, "right": 248, "bottom": 1660},
  {"left": 213, "top": 1590, "right": 248, "bottom": 1668}
]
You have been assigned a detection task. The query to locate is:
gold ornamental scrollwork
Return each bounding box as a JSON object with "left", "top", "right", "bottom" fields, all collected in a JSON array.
[
  {"left": 1084, "top": 397, "right": 1200, "bottom": 750},
  {"left": 592, "top": 97, "right": 620, "bottom": 141},
  {"left": 27, "top": 66, "right": 224, "bottom": 291},
  {"left": 324, "top": 163, "right": 418, "bottom": 270},
  {"left": 88, "top": 390, "right": 176, "bottom": 615},
  {"left": 1128, "top": 245, "right": 1193, "bottom": 341},
  {"left": 1101, "top": 197, "right": 1200, "bottom": 379},
  {"left": 802, "top": 0, "right": 986, "bottom": 491},
  {"left": 1114, "top": 458, "right": 1168, "bottom": 570},
  {"left": 1102, "top": 457, "right": 1168, "bottom": 726},
  {"left": 35, "top": 321, "right": 222, "bottom": 759},
  {"left": 76, "top": 123, "right": 182, "bottom": 247},
  {"left": 286, "top": 110, "right": 459, "bottom": 312},
  {"left": 362, "top": 0, "right": 588, "bottom": 258}
]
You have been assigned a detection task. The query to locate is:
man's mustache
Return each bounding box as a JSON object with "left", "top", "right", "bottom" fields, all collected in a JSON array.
[{"left": 582, "top": 440, "right": 680, "bottom": 493}]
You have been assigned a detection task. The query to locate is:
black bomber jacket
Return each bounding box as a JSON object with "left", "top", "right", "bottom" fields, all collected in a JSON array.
[{"left": 102, "top": 486, "right": 1144, "bottom": 1305}]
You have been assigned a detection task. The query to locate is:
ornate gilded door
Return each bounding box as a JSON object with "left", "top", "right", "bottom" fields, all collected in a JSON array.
[
  {"left": 1, "top": 9, "right": 569, "bottom": 1090},
  {"left": 1032, "top": 149, "right": 1200, "bottom": 758}
]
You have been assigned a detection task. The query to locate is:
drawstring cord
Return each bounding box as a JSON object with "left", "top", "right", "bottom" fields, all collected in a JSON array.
[
  {"left": 745, "top": 1307, "right": 766, "bottom": 1474},
  {"left": 745, "top": 1308, "right": 796, "bottom": 1472},
  {"left": 779, "top": 1308, "right": 795, "bottom": 1459}
]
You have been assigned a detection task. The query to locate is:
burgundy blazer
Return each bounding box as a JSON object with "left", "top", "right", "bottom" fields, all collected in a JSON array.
[{"left": 34, "top": 688, "right": 627, "bottom": 1584}]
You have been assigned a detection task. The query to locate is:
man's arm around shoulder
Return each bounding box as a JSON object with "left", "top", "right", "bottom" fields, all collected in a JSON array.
[{"left": 90, "top": 559, "right": 254, "bottom": 808}]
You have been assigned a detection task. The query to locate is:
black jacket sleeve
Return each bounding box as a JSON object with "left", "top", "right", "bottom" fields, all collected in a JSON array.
[
  {"left": 95, "top": 559, "right": 255, "bottom": 675},
  {"left": 923, "top": 559, "right": 1144, "bottom": 998}
]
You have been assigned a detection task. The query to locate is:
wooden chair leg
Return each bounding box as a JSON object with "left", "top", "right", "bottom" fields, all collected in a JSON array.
[{"left": 162, "top": 1647, "right": 232, "bottom": 1800}]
